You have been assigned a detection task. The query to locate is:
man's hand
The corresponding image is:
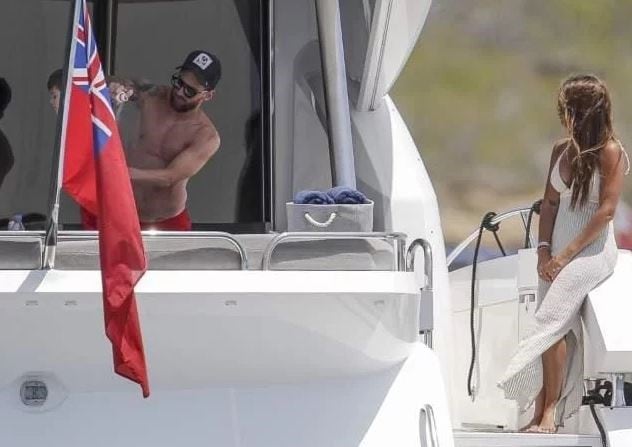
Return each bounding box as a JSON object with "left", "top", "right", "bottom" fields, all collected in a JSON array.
[
  {"left": 109, "top": 81, "right": 135, "bottom": 107},
  {"left": 107, "top": 76, "right": 158, "bottom": 106}
]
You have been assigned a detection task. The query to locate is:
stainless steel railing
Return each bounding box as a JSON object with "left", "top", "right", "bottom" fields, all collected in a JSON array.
[
  {"left": 58, "top": 230, "right": 249, "bottom": 270},
  {"left": 406, "top": 238, "right": 433, "bottom": 287},
  {"left": 446, "top": 206, "right": 536, "bottom": 268},
  {"left": 406, "top": 238, "right": 434, "bottom": 347},
  {"left": 420, "top": 404, "right": 441, "bottom": 447}
]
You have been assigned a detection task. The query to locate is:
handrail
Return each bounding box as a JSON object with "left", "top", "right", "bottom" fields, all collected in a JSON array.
[
  {"left": 406, "top": 238, "right": 433, "bottom": 289},
  {"left": 423, "top": 404, "right": 441, "bottom": 447},
  {"left": 407, "top": 238, "right": 434, "bottom": 348},
  {"left": 262, "top": 232, "right": 407, "bottom": 271},
  {"left": 0, "top": 231, "right": 47, "bottom": 238},
  {"left": 58, "top": 230, "right": 249, "bottom": 270},
  {"left": 446, "top": 206, "right": 533, "bottom": 268}
]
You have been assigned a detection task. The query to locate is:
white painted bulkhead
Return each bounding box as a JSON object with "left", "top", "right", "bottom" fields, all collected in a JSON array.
[{"left": 0, "top": 269, "right": 453, "bottom": 447}]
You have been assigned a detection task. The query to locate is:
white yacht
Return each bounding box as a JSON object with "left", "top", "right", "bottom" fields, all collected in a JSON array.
[{"left": 0, "top": 1, "right": 630, "bottom": 446}]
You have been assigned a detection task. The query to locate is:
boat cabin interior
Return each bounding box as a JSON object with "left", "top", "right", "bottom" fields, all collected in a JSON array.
[{"left": 0, "top": 0, "right": 271, "bottom": 233}]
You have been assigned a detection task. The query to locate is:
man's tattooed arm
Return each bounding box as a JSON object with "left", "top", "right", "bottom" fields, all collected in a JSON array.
[{"left": 107, "top": 76, "right": 162, "bottom": 104}]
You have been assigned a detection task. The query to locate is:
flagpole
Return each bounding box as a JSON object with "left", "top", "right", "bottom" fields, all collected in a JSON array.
[{"left": 44, "top": 0, "right": 83, "bottom": 269}]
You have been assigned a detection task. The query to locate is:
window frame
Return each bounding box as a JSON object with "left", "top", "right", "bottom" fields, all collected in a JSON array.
[{"left": 53, "top": 0, "right": 274, "bottom": 233}]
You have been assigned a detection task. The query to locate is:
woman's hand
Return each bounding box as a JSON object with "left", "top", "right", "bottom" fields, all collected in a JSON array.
[
  {"left": 537, "top": 249, "right": 552, "bottom": 281},
  {"left": 542, "top": 254, "right": 570, "bottom": 282}
]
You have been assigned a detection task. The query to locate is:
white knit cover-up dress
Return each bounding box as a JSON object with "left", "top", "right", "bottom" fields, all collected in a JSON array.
[{"left": 498, "top": 148, "right": 621, "bottom": 426}]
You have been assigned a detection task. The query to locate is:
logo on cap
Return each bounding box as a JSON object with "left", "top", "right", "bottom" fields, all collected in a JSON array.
[{"left": 193, "top": 53, "right": 213, "bottom": 70}]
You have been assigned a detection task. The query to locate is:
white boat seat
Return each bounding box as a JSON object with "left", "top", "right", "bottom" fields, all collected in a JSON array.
[
  {"left": 0, "top": 237, "right": 43, "bottom": 270},
  {"left": 53, "top": 233, "right": 396, "bottom": 271},
  {"left": 264, "top": 239, "right": 394, "bottom": 271},
  {"left": 55, "top": 237, "right": 243, "bottom": 271}
]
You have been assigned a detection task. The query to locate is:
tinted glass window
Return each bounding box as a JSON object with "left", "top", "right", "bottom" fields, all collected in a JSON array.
[
  {"left": 109, "top": 0, "right": 265, "bottom": 231},
  {"left": 0, "top": 1, "right": 71, "bottom": 230}
]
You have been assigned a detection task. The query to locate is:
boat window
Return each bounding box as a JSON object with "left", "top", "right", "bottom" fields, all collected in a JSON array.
[
  {"left": 0, "top": 1, "right": 72, "bottom": 231},
  {"left": 58, "top": 0, "right": 268, "bottom": 232}
]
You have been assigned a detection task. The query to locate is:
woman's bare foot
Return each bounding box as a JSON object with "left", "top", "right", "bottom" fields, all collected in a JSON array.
[
  {"left": 520, "top": 389, "right": 544, "bottom": 432},
  {"left": 519, "top": 415, "right": 542, "bottom": 433},
  {"left": 536, "top": 406, "right": 558, "bottom": 434}
]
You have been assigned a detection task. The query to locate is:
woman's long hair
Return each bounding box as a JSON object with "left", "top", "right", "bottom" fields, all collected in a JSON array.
[{"left": 557, "top": 74, "right": 615, "bottom": 209}]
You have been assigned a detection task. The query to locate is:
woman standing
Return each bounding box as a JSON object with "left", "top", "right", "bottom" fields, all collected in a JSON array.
[{"left": 499, "top": 74, "right": 629, "bottom": 433}]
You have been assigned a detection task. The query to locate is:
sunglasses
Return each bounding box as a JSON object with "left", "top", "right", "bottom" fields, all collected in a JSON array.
[{"left": 170, "top": 74, "right": 206, "bottom": 99}]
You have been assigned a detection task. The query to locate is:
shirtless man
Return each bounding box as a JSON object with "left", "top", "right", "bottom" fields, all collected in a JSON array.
[{"left": 105, "top": 50, "right": 222, "bottom": 231}]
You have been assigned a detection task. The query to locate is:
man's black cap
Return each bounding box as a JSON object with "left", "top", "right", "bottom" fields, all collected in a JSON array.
[{"left": 176, "top": 50, "right": 221, "bottom": 90}]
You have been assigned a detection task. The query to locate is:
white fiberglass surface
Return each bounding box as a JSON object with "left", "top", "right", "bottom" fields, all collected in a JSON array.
[
  {"left": 0, "top": 270, "right": 449, "bottom": 447},
  {"left": 0, "top": 270, "right": 419, "bottom": 391},
  {"left": 0, "top": 344, "right": 453, "bottom": 447},
  {"left": 448, "top": 255, "right": 522, "bottom": 429},
  {"left": 584, "top": 250, "right": 632, "bottom": 374}
]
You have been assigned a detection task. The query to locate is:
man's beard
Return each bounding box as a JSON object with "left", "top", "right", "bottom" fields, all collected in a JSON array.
[{"left": 170, "top": 90, "right": 197, "bottom": 113}]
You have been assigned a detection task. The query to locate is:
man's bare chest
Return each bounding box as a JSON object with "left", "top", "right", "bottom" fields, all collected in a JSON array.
[{"left": 137, "top": 115, "right": 195, "bottom": 162}]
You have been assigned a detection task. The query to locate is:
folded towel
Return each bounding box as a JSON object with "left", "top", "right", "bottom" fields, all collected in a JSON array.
[
  {"left": 7, "top": 213, "right": 25, "bottom": 231},
  {"left": 326, "top": 186, "right": 370, "bottom": 204},
  {"left": 294, "top": 190, "right": 335, "bottom": 205}
]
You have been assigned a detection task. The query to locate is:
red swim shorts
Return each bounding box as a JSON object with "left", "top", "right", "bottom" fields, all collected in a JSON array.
[{"left": 80, "top": 207, "right": 192, "bottom": 231}]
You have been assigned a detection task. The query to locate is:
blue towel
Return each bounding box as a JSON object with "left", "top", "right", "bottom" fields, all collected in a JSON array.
[
  {"left": 294, "top": 190, "right": 335, "bottom": 205},
  {"left": 326, "top": 186, "right": 370, "bottom": 204},
  {"left": 7, "top": 213, "right": 25, "bottom": 231}
]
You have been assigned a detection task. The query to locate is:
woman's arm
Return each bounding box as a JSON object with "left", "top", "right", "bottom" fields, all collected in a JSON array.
[
  {"left": 545, "top": 140, "right": 627, "bottom": 279},
  {"left": 537, "top": 142, "right": 564, "bottom": 280}
]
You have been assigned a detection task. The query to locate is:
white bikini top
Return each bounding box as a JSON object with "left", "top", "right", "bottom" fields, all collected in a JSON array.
[{"left": 550, "top": 142, "right": 630, "bottom": 203}]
